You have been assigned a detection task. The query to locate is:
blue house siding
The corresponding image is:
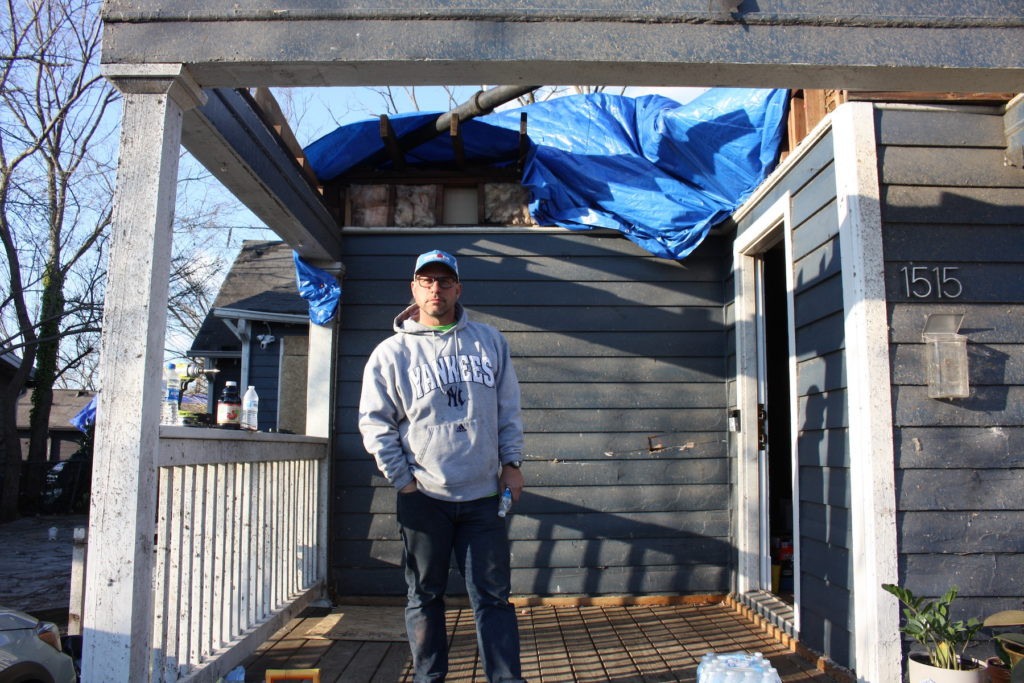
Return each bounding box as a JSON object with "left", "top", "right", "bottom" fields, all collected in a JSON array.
[
  {"left": 878, "top": 104, "right": 1024, "bottom": 622},
  {"left": 246, "top": 323, "right": 306, "bottom": 431},
  {"left": 331, "top": 231, "right": 732, "bottom": 598},
  {"left": 788, "top": 143, "right": 852, "bottom": 667}
]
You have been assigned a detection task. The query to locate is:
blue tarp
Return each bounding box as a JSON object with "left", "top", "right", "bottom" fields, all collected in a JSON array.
[
  {"left": 294, "top": 253, "right": 343, "bottom": 325},
  {"left": 305, "top": 89, "right": 788, "bottom": 259},
  {"left": 70, "top": 395, "right": 97, "bottom": 433}
]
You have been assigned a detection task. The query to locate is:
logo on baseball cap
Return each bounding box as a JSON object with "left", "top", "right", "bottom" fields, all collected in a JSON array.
[{"left": 414, "top": 250, "right": 459, "bottom": 279}]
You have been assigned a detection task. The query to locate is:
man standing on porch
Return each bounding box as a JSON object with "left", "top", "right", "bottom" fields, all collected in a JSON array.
[{"left": 359, "top": 249, "right": 527, "bottom": 682}]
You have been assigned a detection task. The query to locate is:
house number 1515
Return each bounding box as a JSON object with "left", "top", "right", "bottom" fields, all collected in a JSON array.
[{"left": 900, "top": 265, "right": 963, "bottom": 299}]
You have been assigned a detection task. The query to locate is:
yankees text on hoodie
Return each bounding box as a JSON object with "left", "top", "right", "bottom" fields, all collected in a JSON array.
[{"left": 359, "top": 302, "right": 524, "bottom": 502}]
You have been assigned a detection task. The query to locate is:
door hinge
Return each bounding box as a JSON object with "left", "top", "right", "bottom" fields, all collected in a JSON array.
[{"left": 757, "top": 403, "right": 767, "bottom": 449}]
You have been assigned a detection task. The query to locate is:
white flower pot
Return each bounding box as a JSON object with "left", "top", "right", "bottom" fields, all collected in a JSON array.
[{"left": 907, "top": 653, "right": 987, "bottom": 683}]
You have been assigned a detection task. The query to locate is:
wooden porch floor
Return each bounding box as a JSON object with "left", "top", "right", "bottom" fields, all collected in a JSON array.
[{"left": 239, "top": 601, "right": 839, "bottom": 682}]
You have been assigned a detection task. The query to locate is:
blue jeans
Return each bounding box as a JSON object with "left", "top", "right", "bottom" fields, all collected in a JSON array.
[{"left": 396, "top": 490, "right": 525, "bottom": 683}]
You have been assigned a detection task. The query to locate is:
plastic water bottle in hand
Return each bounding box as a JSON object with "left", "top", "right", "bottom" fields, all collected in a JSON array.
[{"left": 498, "top": 487, "right": 513, "bottom": 518}]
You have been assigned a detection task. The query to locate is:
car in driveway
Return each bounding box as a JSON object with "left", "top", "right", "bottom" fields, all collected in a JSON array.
[{"left": 0, "top": 606, "right": 76, "bottom": 683}]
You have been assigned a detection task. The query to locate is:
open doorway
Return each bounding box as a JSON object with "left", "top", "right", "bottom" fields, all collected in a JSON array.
[
  {"left": 733, "top": 192, "right": 799, "bottom": 622},
  {"left": 761, "top": 240, "right": 795, "bottom": 604}
]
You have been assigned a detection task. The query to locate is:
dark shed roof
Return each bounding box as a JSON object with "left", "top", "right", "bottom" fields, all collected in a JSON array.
[{"left": 189, "top": 241, "right": 306, "bottom": 356}]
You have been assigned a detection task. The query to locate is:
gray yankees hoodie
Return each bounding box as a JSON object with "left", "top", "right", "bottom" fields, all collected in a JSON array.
[{"left": 358, "top": 302, "right": 524, "bottom": 502}]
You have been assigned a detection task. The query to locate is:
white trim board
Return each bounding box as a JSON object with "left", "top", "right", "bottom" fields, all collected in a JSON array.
[
  {"left": 832, "top": 101, "right": 900, "bottom": 683},
  {"left": 732, "top": 192, "right": 800, "bottom": 636}
]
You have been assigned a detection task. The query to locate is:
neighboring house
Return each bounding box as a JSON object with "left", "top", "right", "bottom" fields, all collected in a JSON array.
[
  {"left": 188, "top": 240, "right": 311, "bottom": 433},
  {"left": 16, "top": 389, "right": 95, "bottom": 463}
]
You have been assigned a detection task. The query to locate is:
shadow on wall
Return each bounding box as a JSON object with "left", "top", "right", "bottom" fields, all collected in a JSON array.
[{"left": 331, "top": 231, "right": 734, "bottom": 598}]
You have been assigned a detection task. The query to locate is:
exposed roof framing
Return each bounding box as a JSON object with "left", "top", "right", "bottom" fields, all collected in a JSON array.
[
  {"left": 353, "top": 85, "right": 537, "bottom": 175},
  {"left": 369, "top": 111, "right": 529, "bottom": 178},
  {"left": 181, "top": 87, "right": 342, "bottom": 262}
]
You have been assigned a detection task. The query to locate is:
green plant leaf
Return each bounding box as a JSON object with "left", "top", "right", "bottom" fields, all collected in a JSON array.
[
  {"left": 986, "top": 611, "right": 1024, "bottom": 628},
  {"left": 881, "top": 582, "right": 982, "bottom": 668},
  {"left": 998, "top": 633, "right": 1024, "bottom": 648}
]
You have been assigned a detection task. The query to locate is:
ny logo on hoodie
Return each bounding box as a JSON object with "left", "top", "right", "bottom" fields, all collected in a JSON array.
[{"left": 447, "top": 387, "right": 466, "bottom": 407}]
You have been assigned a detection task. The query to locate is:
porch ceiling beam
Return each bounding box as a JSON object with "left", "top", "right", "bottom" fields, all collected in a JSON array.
[
  {"left": 181, "top": 87, "right": 341, "bottom": 262},
  {"left": 450, "top": 114, "right": 466, "bottom": 169},
  {"left": 100, "top": 3, "right": 1024, "bottom": 92},
  {"left": 378, "top": 115, "right": 407, "bottom": 170}
]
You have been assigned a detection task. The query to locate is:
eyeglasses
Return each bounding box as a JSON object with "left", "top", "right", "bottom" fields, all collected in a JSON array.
[{"left": 415, "top": 275, "right": 458, "bottom": 289}]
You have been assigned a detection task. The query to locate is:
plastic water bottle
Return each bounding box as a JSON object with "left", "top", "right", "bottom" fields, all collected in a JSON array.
[
  {"left": 497, "top": 487, "right": 513, "bottom": 517},
  {"left": 241, "top": 385, "right": 259, "bottom": 431},
  {"left": 161, "top": 363, "right": 180, "bottom": 425}
]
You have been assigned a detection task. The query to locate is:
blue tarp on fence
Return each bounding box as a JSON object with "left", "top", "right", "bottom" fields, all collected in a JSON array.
[{"left": 305, "top": 89, "right": 788, "bottom": 259}]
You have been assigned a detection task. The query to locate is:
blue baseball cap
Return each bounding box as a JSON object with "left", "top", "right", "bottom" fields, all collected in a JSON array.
[{"left": 414, "top": 250, "right": 459, "bottom": 279}]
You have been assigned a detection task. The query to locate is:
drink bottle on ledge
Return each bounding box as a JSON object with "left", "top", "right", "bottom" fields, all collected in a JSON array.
[
  {"left": 241, "top": 385, "right": 259, "bottom": 431},
  {"left": 217, "top": 381, "right": 241, "bottom": 429},
  {"left": 161, "top": 363, "right": 180, "bottom": 426}
]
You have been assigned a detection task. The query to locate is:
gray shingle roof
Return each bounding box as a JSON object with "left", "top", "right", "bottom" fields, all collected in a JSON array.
[
  {"left": 189, "top": 241, "right": 306, "bottom": 356},
  {"left": 17, "top": 389, "right": 95, "bottom": 431}
]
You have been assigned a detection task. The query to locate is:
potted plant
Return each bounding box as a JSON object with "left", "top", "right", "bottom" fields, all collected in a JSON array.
[
  {"left": 982, "top": 609, "right": 1024, "bottom": 683},
  {"left": 882, "top": 583, "right": 986, "bottom": 682}
]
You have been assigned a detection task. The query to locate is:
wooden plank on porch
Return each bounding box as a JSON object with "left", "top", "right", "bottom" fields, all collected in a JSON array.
[{"left": 238, "top": 602, "right": 843, "bottom": 682}]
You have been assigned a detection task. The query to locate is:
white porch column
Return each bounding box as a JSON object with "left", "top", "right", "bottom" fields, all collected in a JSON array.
[
  {"left": 82, "top": 64, "right": 204, "bottom": 682},
  {"left": 304, "top": 261, "right": 343, "bottom": 439},
  {"left": 833, "top": 102, "right": 901, "bottom": 683},
  {"left": 305, "top": 261, "right": 343, "bottom": 589}
]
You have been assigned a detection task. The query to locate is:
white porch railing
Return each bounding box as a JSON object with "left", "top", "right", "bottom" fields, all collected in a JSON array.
[{"left": 151, "top": 428, "right": 329, "bottom": 682}]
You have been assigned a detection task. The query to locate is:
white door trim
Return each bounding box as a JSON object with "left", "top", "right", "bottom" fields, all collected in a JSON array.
[
  {"left": 832, "top": 101, "right": 901, "bottom": 683},
  {"left": 732, "top": 192, "right": 800, "bottom": 631}
]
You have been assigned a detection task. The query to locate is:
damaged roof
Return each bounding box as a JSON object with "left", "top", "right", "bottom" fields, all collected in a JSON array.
[{"left": 305, "top": 89, "right": 788, "bottom": 259}]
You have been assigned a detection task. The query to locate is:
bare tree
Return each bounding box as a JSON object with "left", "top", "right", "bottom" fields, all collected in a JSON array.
[
  {"left": 0, "top": 0, "right": 117, "bottom": 519},
  {"left": 0, "top": 0, "right": 281, "bottom": 520}
]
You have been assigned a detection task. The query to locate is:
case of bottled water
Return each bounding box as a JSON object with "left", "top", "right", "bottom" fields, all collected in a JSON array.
[{"left": 696, "top": 652, "right": 782, "bottom": 683}]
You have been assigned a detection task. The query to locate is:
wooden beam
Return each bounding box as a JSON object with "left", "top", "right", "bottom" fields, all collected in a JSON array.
[
  {"left": 100, "top": 6, "right": 1024, "bottom": 92},
  {"left": 337, "top": 167, "right": 520, "bottom": 184},
  {"left": 517, "top": 112, "right": 529, "bottom": 178},
  {"left": 251, "top": 87, "right": 322, "bottom": 189},
  {"left": 845, "top": 91, "right": 1016, "bottom": 103},
  {"left": 378, "top": 115, "right": 407, "bottom": 170},
  {"left": 181, "top": 88, "right": 341, "bottom": 261},
  {"left": 449, "top": 113, "right": 466, "bottom": 169}
]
